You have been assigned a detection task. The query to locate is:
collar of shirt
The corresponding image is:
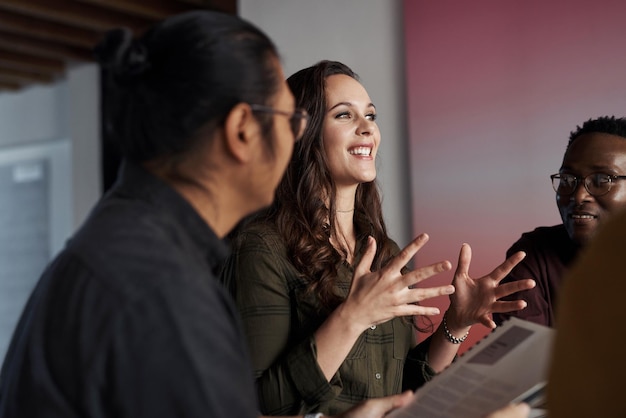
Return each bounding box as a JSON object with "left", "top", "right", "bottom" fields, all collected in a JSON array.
[{"left": 113, "top": 160, "right": 230, "bottom": 274}]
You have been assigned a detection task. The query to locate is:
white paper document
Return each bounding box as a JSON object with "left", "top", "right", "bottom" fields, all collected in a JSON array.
[{"left": 388, "top": 317, "right": 554, "bottom": 418}]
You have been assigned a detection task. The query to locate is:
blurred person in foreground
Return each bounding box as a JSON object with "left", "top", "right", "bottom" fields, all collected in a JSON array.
[{"left": 548, "top": 206, "right": 626, "bottom": 417}]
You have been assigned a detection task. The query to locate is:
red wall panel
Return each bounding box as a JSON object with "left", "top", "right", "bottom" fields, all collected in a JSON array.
[{"left": 404, "top": 0, "right": 626, "bottom": 349}]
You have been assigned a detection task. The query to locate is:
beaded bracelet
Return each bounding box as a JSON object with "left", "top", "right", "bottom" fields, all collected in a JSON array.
[{"left": 443, "top": 312, "right": 469, "bottom": 344}]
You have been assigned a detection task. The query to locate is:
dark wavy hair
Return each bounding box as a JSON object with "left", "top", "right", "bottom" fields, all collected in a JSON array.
[
  {"left": 94, "top": 10, "right": 280, "bottom": 162},
  {"left": 567, "top": 116, "right": 626, "bottom": 150},
  {"left": 261, "top": 60, "right": 396, "bottom": 311}
]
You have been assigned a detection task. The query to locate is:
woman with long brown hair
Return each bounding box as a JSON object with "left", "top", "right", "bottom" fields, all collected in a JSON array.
[{"left": 221, "top": 60, "right": 534, "bottom": 416}]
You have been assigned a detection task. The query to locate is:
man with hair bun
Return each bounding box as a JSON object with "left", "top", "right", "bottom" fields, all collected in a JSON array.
[{"left": 0, "top": 10, "right": 298, "bottom": 418}]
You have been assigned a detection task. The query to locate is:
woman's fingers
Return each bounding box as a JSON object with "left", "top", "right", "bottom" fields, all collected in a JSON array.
[
  {"left": 494, "top": 278, "right": 536, "bottom": 300},
  {"left": 353, "top": 236, "right": 377, "bottom": 278},
  {"left": 488, "top": 251, "right": 526, "bottom": 283},
  {"left": 403, "top": 260, "right": 452, "bottom": 288},
  {"left": 386, "top": 233, "right": 431, "bottom": 272},
  {"left": 454, "top": 243, "right": 472, "bottom": 278},
  {"left": 361, "top": 232, "right": 452, "bottom": 290},
  {"left": 348, "top": 232, "right": 456, "bottom": 324},
  {"left": 408, "top": 284, "right": 455, "bottom": 302},
  {"left": 484, "top": 402, "right": 530, "bottom": 418},
  {"left": 477, "top": 313, "right": 497, "bottom": 329},
  {"left": 390, "top": 302, "right": 441, "bottom": 317},
  {"left": 491, "top": 299, "right": 529, "bottom": 314}
]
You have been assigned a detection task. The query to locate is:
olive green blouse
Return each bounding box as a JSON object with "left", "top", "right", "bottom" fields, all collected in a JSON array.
[{"left": 220, "top": 222, "right": 435, "bottom": 416}]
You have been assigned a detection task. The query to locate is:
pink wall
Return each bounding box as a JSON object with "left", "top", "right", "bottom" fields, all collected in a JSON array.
[{"left": 404, "top": 0, "right": 626, "bottom": 348}]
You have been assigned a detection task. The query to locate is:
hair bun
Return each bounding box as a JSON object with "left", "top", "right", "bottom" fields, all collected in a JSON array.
[{"left": 94, "top": 27, "right": 151, "bottom": 84}]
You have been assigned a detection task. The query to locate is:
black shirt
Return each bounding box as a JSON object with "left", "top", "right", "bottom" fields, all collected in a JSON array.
[
  {"left": 0, "top": 161, "right": 258, "bottom": 417},
  {"left": 492, "top": 224, "right": 579, "bottom": 327}
]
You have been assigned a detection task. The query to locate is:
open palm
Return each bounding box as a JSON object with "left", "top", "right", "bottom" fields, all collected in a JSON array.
[{"left": 447, "top": 243, "right": 535, "bottom": 329}]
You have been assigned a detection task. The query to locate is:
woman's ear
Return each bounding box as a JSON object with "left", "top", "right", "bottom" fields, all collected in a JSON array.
[{"left": 223, "top": 103, "right": 260, "bottom": 163}]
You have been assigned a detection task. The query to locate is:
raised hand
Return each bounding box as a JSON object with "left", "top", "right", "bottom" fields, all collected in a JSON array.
[
  {"left": 342, "top": 233, "right": 455, "bottom": 332},
  {"left": 447, "top": 243, "right": 536, "bottom": 330},
  {"left": 314, "top": 233, "right": 457, "bottom": 380}
]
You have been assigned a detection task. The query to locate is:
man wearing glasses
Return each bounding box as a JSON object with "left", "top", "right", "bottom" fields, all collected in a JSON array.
[{"left": 494, "top": 116, "right": 626, "bottom": 327}]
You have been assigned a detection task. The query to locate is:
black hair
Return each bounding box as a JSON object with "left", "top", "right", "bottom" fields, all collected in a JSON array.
[
  {"left": 567, "top": 116, "right": 626, "bottom": 150},
  {"left": 94, "top": 10, "right": 281, "bottom": 162}
]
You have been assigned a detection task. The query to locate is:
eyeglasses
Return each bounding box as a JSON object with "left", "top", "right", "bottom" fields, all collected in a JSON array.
[
  {"left": 249, "top": 104, "right": 309, "bottom": 142},
  {"left": 550, "top": 172, "right": 626, "bottom": 197}
]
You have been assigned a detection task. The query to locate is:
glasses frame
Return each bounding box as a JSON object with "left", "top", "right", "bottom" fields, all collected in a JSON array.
[
  {"left": 550, "top": 172, "right": 626, "bottom": 197},
  {"left": 249, "top": 104, "right": 309, "bottom": 142}
]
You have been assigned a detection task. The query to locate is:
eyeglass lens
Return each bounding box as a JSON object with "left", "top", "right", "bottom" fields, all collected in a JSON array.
[
  {"left": 290, "top": 111, "right": 307, "bottom": 141},
  {"left": 289, "top": 116, "right": 299, "bottom": 140},
  {"left": 250, "top": 104, "right": 307, "bottom": 141},
  {"left": 552, "top": 173, "right": 612, "bottom": 196}
]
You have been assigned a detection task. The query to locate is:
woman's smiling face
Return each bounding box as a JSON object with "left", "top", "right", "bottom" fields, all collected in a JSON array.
[{"left": 322, "top": 74, "right": 380, "bottom": 188}]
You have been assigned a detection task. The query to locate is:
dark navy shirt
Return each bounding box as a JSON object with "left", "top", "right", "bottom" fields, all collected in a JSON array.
[{"left": 0, "top": 161, "right": 258, "bottom": 417}]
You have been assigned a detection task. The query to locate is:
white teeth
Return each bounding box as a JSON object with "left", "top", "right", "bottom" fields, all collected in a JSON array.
[
  {"left": 349, "top": 147, "right": 372, "bottom": 156},
  {"left": 572, "top": 214, "right": 595, "bottom": 219}
]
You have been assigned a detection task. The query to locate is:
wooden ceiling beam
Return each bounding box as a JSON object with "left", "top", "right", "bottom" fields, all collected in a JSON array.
[
  {"left": 0, "top": 0, "right": 237, "bottom": 93},
  {"left": 174, "top": 0, "right": 236, "bottom": 14},
  {"left": 0, "top": 31, "right": 93, "bottom": 62},
  {"left": 0, "top": 0, "right": 153, "bottom": 33},
  {"left": 0, "top": 67, "right": 57, "bottom": 84},
  {"left": 75, "top": 0, "right": 191, "bottom": 20},
  {"left": 0, "top": 49, "right": 65, "bottom": 74},
  {"left": 0, "top": 10, "right": 100, "bottom": 49},
  {"left": 0, "top": 80, "right": 22, "bottom": 91}
]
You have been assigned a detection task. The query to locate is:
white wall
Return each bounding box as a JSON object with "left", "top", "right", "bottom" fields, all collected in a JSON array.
[
  {"left": 67, "top": 64, "right": 101, "bottom": 229},
  {"left": 0, "top": 80, "right": 68, "bottom": 148},
  {"left": 0, "top": 64, "right": 100, "bottom": 359},
  {"left": 239, "top": 0, "right": 411, "bottom": 246},
  {"left": 0, "top": 63, "right": 101, "bottom": 241}
]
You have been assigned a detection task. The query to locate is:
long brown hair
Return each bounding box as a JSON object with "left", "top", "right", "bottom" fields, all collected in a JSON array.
[{"left": 262, "top": 60, "right": 395, "bottom": 311}]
